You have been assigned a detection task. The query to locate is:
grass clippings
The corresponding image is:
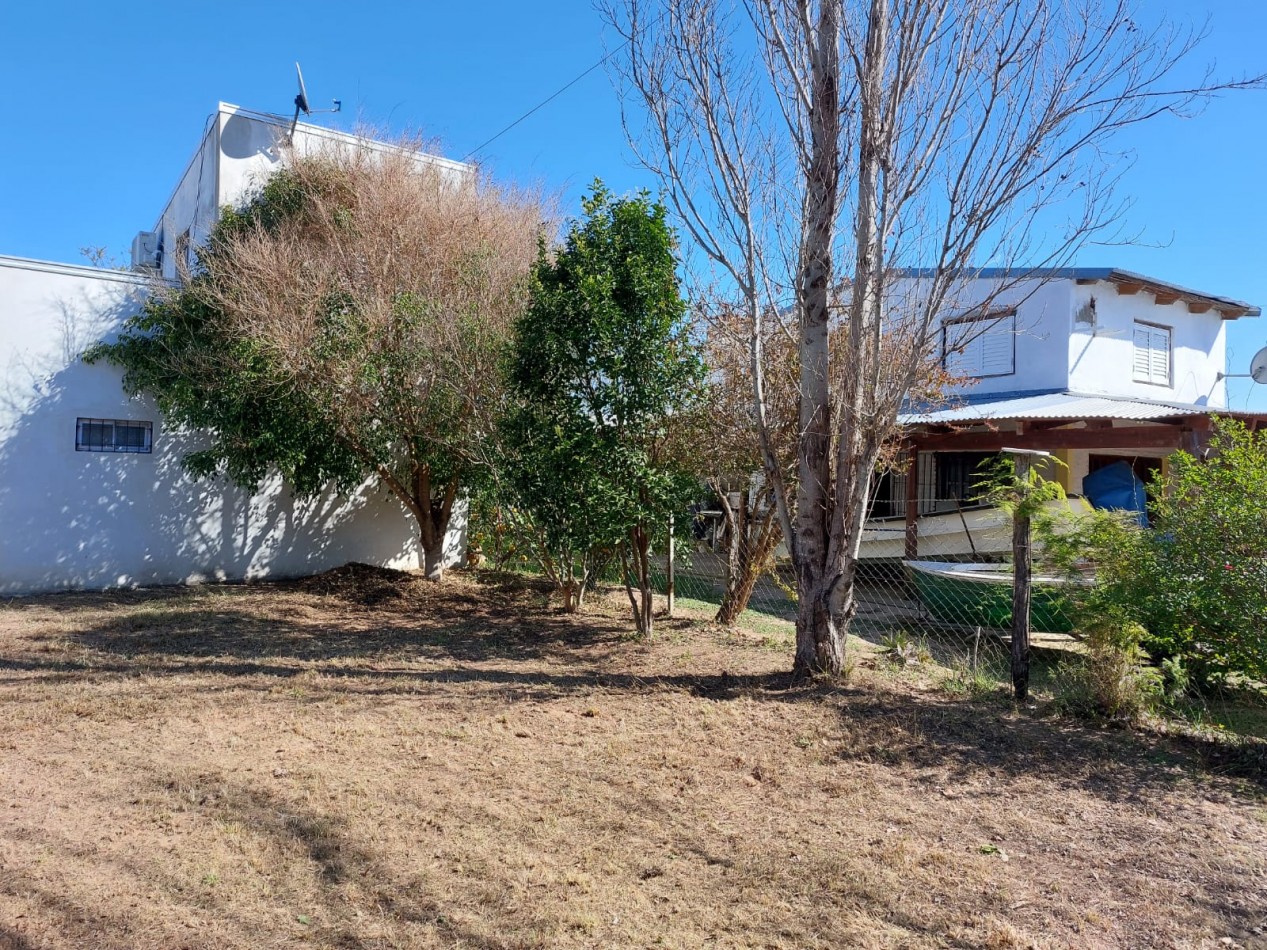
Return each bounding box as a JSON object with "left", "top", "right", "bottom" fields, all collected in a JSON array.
[{"left": 0, "top": 568, "right": 1264, "bottom": 949}]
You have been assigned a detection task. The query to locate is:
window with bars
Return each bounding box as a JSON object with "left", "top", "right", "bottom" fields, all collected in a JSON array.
[
  {"left": 1132, "top": 322, "right": 1171, "bottom": 386},
  {"left": 75, "top": 418, "right": 153, "bottom": 454},
  {"left": 942, "top": 310, "right": 1016, "bottom": 378}
]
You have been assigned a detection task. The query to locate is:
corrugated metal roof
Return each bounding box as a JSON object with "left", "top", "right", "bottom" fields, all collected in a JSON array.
[{"left": 898, "top": 391, "right": 1209, "bottom": 425}]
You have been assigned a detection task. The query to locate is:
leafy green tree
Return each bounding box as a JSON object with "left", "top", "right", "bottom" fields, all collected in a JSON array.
[
  {"left": 503, "top": 183, "right": 703, "bottom": 632},
  {"left": 87, "top": 140, "right": 543, "bottom": 579}
]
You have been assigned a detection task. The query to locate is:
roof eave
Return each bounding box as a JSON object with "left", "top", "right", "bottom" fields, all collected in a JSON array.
[{"left": 1078, "top": 269, "right": 1260, "bottom": 320}]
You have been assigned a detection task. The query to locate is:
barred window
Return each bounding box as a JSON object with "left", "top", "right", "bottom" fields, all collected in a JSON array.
[{"left": 75, "top": 418, "right": 152, "bottom": 454}]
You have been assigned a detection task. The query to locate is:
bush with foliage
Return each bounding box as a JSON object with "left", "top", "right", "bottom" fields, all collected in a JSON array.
[
  {"left": 1042, "top": 418, "right": 1267, "bottom": 688},
  {"left": 1139, "top": 419, "right": 1267, "bottom": 683},
  {"left": 87, "top": 141, "right": 543, "bottom": 580},
  {"left": 1051, "top": 621, "right": 1162, "bottom": 723},
  {"left": 501, "top": 182, "right": 703, "bottom": 630}
]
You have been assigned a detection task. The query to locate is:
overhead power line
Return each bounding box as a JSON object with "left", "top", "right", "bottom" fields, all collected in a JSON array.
[{"left": 462, "top": 50, "right": 618, "bottom": 162}]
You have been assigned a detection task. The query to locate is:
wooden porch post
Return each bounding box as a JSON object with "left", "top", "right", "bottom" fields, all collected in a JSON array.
[{"left": 904, "top": 445, "right": 920, "bottom": 561}]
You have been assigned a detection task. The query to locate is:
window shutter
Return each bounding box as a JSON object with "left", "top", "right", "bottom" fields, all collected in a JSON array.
[
  {"left": 1133, "top": 326, "right": 1151, "bottom": 380},
  {"left": 944, "top": 311, "right": 1014, "bottom": 378},
  {"left": 1149, "top": 328, "right": 1169, "bottom": 384},
  {"left": 1132, "top": 323, "right": 1171, "bottom": 385},
  {"left": 945, "top": 331, "right": 978, "bottom": 377},
  {"left": 980, "top": 314, "right": 1015, "bottom": 375}
]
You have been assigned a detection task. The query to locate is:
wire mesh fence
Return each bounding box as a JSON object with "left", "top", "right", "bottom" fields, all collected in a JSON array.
[{"left": 654, "top": 498, "right": 1079, "bottom": 639}]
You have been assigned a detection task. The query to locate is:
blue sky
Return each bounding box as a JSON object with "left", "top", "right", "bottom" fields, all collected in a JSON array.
[{"left": 2, "top": 1, "right": 1264, "bottom": 407}]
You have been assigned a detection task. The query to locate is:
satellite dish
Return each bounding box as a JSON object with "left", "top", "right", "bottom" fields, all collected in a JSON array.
[
  {"left": 1251, "top": 346, "right": 1267, "bottom": 384},
  {"left": 295, "top": 62, "right": 311, "bottom": 116},
  {"left": 287, "top": 62, "right": 341, "bottom": 140}
]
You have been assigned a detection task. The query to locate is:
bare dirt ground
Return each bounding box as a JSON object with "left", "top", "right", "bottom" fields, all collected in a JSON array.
[{"left": 0, "top": 567, "right": 1264, "bottom": 950}]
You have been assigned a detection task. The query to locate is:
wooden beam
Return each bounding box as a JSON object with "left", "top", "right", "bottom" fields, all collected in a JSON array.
[
  {"left": 1153, "top": 292, "right": 1180, "bottom": 306},
  {"left": 913, "top": 424, "right": 1189, "bottom": 453},
  {"left": 1022, "top": 419, "right": 1077, "bottom": 431},
  {"left": 1115, "top": 281, "right": 1144, "bottom": 296},
  {"left": 1187, "top": 301, "right": 1213, "bottom": 314}
]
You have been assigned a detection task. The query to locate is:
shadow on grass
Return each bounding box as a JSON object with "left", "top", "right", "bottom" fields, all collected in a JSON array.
[
  {"left": 4, "top": 571, "right": 1263, "bottom": 800},
  {"left": 0, "top": 775, "right": 525, "bottom": 950},
  {"left": 154, "top": 771, "right": 521, "bottom": 949},
  {"left": 828, "top": 683, "right": 1267, "bottom": 796}
]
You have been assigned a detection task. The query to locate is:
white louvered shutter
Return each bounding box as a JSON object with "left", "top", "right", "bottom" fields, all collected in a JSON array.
[
  {"left": 980, "top": 313, "right": 1015, "bottom": 376},
  {"left": 1149, "top": 327, "right": 1170, "bottom": 385},
  {"left": 1132, "top": 323, "right": 1171, "bottom": 385},
  {"left": 1133, "top": 325, "right": 1152, "bottom": 380},
  {"left": 944, "top": 312, "right": 1014, "bottom": 378}
]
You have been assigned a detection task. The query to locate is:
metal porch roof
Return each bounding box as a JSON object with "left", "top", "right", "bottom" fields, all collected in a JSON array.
[{"left": 898, "top": 391, "right": 1211, "bottom": 426}]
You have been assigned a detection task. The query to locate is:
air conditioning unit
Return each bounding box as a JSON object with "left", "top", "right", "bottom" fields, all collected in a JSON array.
[{"left": 130, "top": 231, "right": 160, "bottom": 272}]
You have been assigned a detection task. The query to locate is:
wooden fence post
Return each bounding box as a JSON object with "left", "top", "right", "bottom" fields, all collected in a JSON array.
[
  {"left": 1003, "top": 448, "right": 1050, "bottom": 705},
  {"left": 666, "top": 515, "right": 675, "bottom": 619}
]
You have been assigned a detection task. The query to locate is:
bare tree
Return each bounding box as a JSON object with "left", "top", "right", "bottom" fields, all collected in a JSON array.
[
  {"left": 603, "top": 0, "right": 1264, "bottom": 676},
  {"left": 693, "top": 303, "right": 797, "bottom": 624}
]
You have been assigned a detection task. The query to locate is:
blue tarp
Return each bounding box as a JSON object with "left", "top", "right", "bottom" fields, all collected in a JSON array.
[{"left": 1082, "top": 461, "right": 1148, "bottom": 526}]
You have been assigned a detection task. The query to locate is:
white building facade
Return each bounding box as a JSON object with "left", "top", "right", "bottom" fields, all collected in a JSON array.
[
  {"left": 915, "top": 268, "right": 1249, "bottom": 408},
  {"left": 0, "top": 105, "right": 466, "bottom": 594},
  {"left": 880, "top": 268, "right": 1260, "bottom": 523}
]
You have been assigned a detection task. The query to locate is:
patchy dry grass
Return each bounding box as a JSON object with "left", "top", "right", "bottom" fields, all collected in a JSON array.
[{"left": 0, "top": 566, "right": 1264, "bottom": 949}]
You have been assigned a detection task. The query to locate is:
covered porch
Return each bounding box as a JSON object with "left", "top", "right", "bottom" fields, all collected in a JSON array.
[{"left": 891, "top": 390, "right": 1263, "bottom": 561}]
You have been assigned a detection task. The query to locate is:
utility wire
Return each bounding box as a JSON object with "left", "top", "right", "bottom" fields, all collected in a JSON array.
[{"left": 461, "top": 47, "right": 622, "bottom": 162}]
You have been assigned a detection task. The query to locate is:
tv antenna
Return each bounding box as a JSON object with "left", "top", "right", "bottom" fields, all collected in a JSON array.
[
  {"left": 1217, "top": 345, "right": 1267, "bottom": 384},
  {"left": 289, "top": 62, "right": 341, "bottom": 139}
]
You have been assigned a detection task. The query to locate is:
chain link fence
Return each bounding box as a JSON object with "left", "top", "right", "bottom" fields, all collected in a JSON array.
[{"left": 652, "top": 498, "right": 1080, "bottom": 640}]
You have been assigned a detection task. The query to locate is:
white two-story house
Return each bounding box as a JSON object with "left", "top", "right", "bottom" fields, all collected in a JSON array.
[
  {"left": 0, "top": 104, "right": 469, "bottom": 594},
  {"left": 872, "top": 269, "right": 1261, "bottom": 559}
]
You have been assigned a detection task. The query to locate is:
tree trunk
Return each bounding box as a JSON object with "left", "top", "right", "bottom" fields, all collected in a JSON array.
[
  {"left": 666, "top": 515, "right": 675, "bottom": 619},
  {"left": 716, "top": 498, "right": 779, "bottom": 626},
  {"left": 791, "top": 0, "right": 843, "bottom": 678},
  {"left": 622, "top": 529, "right": 654, "bottom": 637},
  {"left": 636, "top": 525, "right": 654, "bottom": 637},
  {"left": 422, "top": 541, "right": 446, "bottom": 581},
  {"left": 794, "top": 0, "right": 889, "bottom": 679},
  {"left": 794, "top": 579, "right": 844, "bottom": 673},
  {"left": 410, "top": 466, "right": 459, "bottom": 582}
]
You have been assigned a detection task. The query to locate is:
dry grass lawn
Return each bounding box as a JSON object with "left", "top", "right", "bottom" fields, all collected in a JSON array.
[{"left": 0, "top": 567, "right": 1264, "bottom": 950}]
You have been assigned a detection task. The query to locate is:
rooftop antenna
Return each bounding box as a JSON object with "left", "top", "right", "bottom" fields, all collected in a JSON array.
[
  {"left": 1216, "top": 344, "right": 1267, "bottom": 384},
  {"left": 289, "top": 62, "right": 342, "bottom": 140}
]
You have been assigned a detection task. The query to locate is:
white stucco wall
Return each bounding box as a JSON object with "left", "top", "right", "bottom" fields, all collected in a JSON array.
[
  {"left": 904, "top": 276, "right": 1072, "bottom": 398},
  {"left": 152, "top": 104, "right": 473, "bottom": 261},
  {"left": 0, "top": 255, "right": 464, "bottom": 595},
  {"left": 913, "top": 275, "right": 1229, "bottom": 405},
  {"left": 153, "top": 117, "right": 220, "bottom": 281},
  {"left": 1066, "top": 281, "right": 1227, "bottom": 407}
]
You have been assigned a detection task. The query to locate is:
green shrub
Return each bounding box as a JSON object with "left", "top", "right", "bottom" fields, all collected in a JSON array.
[
  {"left": 879, "top": 629, "right": 930, "bottom": 668},
  {"left": 1040, "top": 418, "right": 1267, "bottom": 688},
  {"left": 1136, "top": 419, "right": 1267, "bottom": 684},
  {"left": 1052, "top": 621, "right": 1161, "bottom": 723}
]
